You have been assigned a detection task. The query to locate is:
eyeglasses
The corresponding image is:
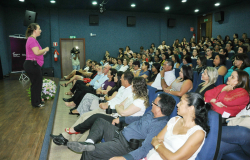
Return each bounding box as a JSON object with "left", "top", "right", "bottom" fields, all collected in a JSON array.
[{"left": 152, "top": 101, "right": 160, "bottom": 107}]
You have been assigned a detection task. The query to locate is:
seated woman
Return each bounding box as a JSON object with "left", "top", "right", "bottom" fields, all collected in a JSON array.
[
  {"left": 70, "top": 71, "right": 124, "bottom": 115},
  {"left": 60, "top": 77, "right": 149, "bottom": 136},
  {"left": 181, "top": 48, "right": 190, "bottom": 59},
  {"left": 118, "top": 58, "right": 129, "bottom": 72},
  {"left": 147, "top": 63, "right": 161, "bottom": 85},
  {"left": 167, "top": 48, "right": 173, "bottom": 57},
  {"left": 163, "top": 65, "right": 193, "bottom": 97},
  {"left": 171, "top": 54, "right": 180, "bottom": 68},
  {"left": 65, "top": 68, "right": 117, "bottom": 108},
  {"left": 127, "top": 59, "right": 134, "bottom": 71},
  {"left": 138, "top": 62, "right": 150, "bottom": 79},
  {"left": 174, "top": 48, "right": 181, "bottom": 60},
  {"left": 111, "top": 58, "right": 118, "bottom": 69},
  {"left": 63, "top": 60, "right": 94, "bottom": 80},
  {"left": 191, "top": 48, "right": 199, "bottom": 59},
  {"left": 179, "top": 55, "right": 193, "bottom": 69},
  {"left": 195, "top": 67, "right": 218, "bottom": 97},
  {"left": 147, "top": 92, "right": 210, "bottom": 160},
  {"left": 61, "top": 63, "right": 99, "bottom": 87},
  {"left": 206, "top": 48, "right": 214, "bottom": 60},
  {"left": 160, "top": 53, "right": 169, "bottom": 67},
  {"left": 213, "top": 54, "right": 227, "bottom": 76},
  {"left": 205, "top": 70, "right": 250, "bottom": 117},
  {"left": 194, "top": 55, "right": 207, "bottom": 75},
  {"left": 224, "top": 54, "right": 250, "bottom": 83}
]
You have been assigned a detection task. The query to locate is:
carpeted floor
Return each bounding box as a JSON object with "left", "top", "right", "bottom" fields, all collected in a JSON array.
[{"left": 48, "top": 82, "right": 88, "bottom": 160}]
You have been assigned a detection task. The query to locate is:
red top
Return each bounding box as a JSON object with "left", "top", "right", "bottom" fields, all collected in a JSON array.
[{"left": 204, "top": 84, "right": 249, "bottom": 116}]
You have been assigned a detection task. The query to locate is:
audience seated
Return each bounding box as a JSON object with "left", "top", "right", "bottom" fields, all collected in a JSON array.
[
  {"left": 179, "top": 55, "right": 193, "bottom": 69},
  {"left": 138, "top": 62, "right": 150, "bottom": 79},
  {"left": 118, "top": 58, "right": 129, "bottom": 72},
  {"left": 151, "top": 59, "right": 176, "bottom": 90},
  {"left": 147, "top": 63, "right": 161, "bottom": 85},
  {"left": 163, "top": 65, "right": 193, "bottom": 97},
  {"left": 205, "top": 70, "right": 250, "bottom": 117},
  {"left": 116, "top": 58, "right": 123, "bottom": 71},
  {"left": 213, "top": 54, "right": 228, "bottom": 76},
  {"left": 66, "top": 94, "right": 176, "bottom": 160},
  {"left": 195, "top": 67, "right": 218, "bottom": 97},
  {"left": 147, "top": 92, "right": 210, "bottom": 160},
  {"left": 224, "top": 54, "right": 250, "bottom": 83},
  {"left": 131, "top": 61, "right": 141, "bottom": 77},
  {"left": 191, "top": 48, "right": 199, "bottom": 59},
  {"left": 206, "top": 48, "right": 214, "bottom": 60},
  {"left": 72, "top": 71, "right": 123, "bottom": 115}
]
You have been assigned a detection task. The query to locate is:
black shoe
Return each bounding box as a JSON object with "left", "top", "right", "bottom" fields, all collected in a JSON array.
[
  {"left": 67, "top": 141, "right": 95, "bottom": 152},
  {"left": 51, "top": 134, "right": 68, "bottom": 146},
  {"left": 63, "top": 98, "right": 72, "bottom": 102},
  {"left": 50, "top": 134, "right": 62, "bottom": 139},
  {"left": 33, "top": 104, "right": 45, "bottom": 108},
  {"left": 70, "top": 106, "right": 77, "bottom": 112}
]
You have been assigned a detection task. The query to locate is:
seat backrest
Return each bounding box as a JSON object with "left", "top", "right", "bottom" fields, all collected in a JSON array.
[
  {"left": 228, "top": 53, "right": 234, "bottom": 59},
  {"left": 226, "top": 60, "right": 233, "bottom": 70},
  {"left": 200, "top": 52, "right": 205, "bottom": 56},
  {"left": 146, "top": 85, "right": 157, "bottom": 109},
  {"left": 196, "top": 110, "right": 222, "bottom": 160},
  {"left": 192, "top": 59, "right": 197, "bottom": 68},
  {"left": 206, "top": 60, "right": 213, "bottom": 67},
  {"left": 190, "top": 71, "right": 198, "bottom": 92},
  {"left": 174, "top": 68, "right": 180, "bottom": 78},
  {"left": 215, "top": 75, "right": 224, "bottom": 86}
]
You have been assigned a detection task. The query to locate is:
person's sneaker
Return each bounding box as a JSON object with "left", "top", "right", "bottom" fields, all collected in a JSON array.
[{"left": 67, "top": 141, "right": 95, "bottom": 152}]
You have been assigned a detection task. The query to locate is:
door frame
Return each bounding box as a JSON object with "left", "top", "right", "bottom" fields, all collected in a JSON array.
[
  {"left": 59, "top": 38, "right": 85, "bottom": 78},
  {"left": 197, "top": 14, "right": 213, "bottom": 43}
]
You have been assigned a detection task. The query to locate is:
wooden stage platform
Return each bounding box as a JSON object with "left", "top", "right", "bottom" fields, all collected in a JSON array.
[{"left": 0, "top": 74, "right": 60, "bottom": 160}]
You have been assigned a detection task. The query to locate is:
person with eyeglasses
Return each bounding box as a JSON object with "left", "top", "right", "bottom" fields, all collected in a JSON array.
[
  {"left": 206, "top": 48, "right": 214, "bottom": 60},
  {"left": 65, "top": 94, "right": 176, "bottom": 160}
]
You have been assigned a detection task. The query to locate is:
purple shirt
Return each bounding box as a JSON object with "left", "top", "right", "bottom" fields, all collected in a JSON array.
[
  {"left": 101, "top": 80, "right": 115, "bottom": 90},
  {"left": 26, "top": 37, "right": 44, "bottom": 67}
]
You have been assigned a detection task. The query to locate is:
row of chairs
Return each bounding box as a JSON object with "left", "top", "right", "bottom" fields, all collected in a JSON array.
[{"left": 191, "top": 59, "right": 233, "bottom": 70}]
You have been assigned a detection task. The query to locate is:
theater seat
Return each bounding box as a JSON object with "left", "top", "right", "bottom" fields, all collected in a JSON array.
[
  {"left": 228, "top": 53, "right": 234, "bottom": 59},
  {"left": 215, "top": 75, "right": 224, "bottom": 86},
  {"left": 174, "top": 68, "right": 180, "bottom": 78},
  {"left": 190, "top": 71, "right": 199, "bottom": 92},
  {"left": 226, "top": 60, "right": 233, "bottom": 70},
  {"left": 222, "top": 150, "right": 250, "bottom": 160},
  {"left": 206, "top": 60, "right": 213, "bottom": 67},
  {"left": 196, "top": 110, "right": 222, "bottom": 160},
  {"left": 192, "top": 59, "right": 197, "bottom": 68}
]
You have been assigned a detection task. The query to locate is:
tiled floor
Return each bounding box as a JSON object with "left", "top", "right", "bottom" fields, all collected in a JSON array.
[{"left": 48, "top": 83, "right": 88, "bottom": 160}]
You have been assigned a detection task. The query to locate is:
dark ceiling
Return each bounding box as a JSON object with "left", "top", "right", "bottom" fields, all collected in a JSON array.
[{"left": 0, "top": 0, "right": 247, "bottom": 15}]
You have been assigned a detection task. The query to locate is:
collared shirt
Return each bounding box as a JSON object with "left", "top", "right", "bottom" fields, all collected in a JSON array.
[
  {"left": 120, "top": 111, "right": 169, "bottom": 160},
  {"left": 108, "top": 86, "right": 132, "bottom": 109},
  {"left": 89, "top": 74, "right": 102, "bottom": 86},
  {"left": 151, "top": 70, "right": 176, "bottom": 90},
  {"left": 93, "top": 73, "right": 109, "bottom": 89}
]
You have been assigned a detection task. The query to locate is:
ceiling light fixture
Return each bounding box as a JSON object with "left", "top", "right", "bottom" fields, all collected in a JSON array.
[
  {"left": 215, "top": 3, "right": 220, "bottom": 6},
  {"left": 195, "top": 9, "right": 199, "bottom": 12},
  {"left": 165, "top": 6, "right": 170, "bottom": 10},
  {"left": 182, "top": 0, "right": 187, "bottom": 2},
  {"left": 131, "top": 4, "right": 136, "bottom": 7},
  {"left": 92, "top": 1, "right": 97, "bottom": 5},
  {"left": 19, "top": 0, "right": 25, "bottom": 2},
  {"left": 50, "top": 0, "right": 56, "bottom": 3}
]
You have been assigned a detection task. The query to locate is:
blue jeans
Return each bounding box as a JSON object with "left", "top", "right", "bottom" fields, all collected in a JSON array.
[
  {"left": 217, "top": 126, "right": 250, "bottom": 160},
  {"left": 73, "top": 65, "right": 80, "bottom": 70}
]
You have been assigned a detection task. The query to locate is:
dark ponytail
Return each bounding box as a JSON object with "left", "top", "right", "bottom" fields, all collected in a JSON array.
[
  {"left": 185, "top": 92, "right": 211, "bottom": 136},
  {"left": 25, "top": 23, "right": 39, "bottom": 38}
]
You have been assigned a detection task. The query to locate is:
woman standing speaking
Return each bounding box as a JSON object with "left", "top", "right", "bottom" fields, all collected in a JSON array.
[{"left": 23, "top": 23, "right": 49, "bottom": 108}]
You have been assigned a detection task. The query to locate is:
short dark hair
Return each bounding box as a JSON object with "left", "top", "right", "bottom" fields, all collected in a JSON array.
[
  {"left": 234, "top": 54, "right": 250, "bottom": 70},
  {"left": 152, "top": 63, "right": 161, "bottom": 73},
  {"left": 157, "top": 94, "right": 176, "bottom": 116},
  {"left": 133, "top": 61, "right": 140, "bottom": 68},
  {"left": 166, "top": 59, "right": 174, "bottom": 69},
  {"left": 123, "top": 71, "right": 134, "bottom": 85},
  {"left": 110, "top": 68, "right": 117, "bottom": 81},
  {"left": 239, "top": 39, "right": 245, "bottom": 43},
  {"left": 182, "top": 65, "right": 193, "bottom": 82},
  {"left": 172, "top": 54, "right": 180, "bottom": 64},
  {"left": 216, "top": 54, "right": 226, "bottom": 66},
  {"left": 183, "top": 55, "right": 192, "bottom": 63},
  {"left": 143, "top": 62, "right": 149, "bottom": 69}
]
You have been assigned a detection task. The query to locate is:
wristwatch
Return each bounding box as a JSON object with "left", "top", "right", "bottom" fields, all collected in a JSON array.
[
  {"left": 155, "top": 144, "right": 161, "bottom": 150},
  {"left": 161, "top": 77, "right": 164, "bottom": 80}
]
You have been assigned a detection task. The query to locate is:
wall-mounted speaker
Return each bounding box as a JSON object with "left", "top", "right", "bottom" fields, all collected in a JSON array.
[
  {"left": 89, "top": 15, "right": 99, "bottom": 25},
  {"left": 127, "top": 16, "right": 136, "bottom": 26},
  {"left": 214, "top": 11, "right": 224, "bottom": 22},
  {"left": 168, "top": 19, "right": 176, "bottom": 27},
  {"left": 24, "top": 10, "right": 37, "bottom": 26}
]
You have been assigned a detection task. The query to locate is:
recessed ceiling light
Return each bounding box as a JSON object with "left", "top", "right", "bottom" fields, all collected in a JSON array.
[
  {"left": 92, "top": 1, "right": 97, "bottom": 5},
  {"left": 19, "top": 0, "right": 25, "bottom": 2},
  {"left": 195, "top": 9, "right": 199, "bottom": 12},
  {"left": 165, "top": 6, "right": 170, "bottom": 10},
  {"left": 131, "top": 4, "right": 136, "bottom": 7},
  {"left": 50, "top": 0, "right": 56, "bottom": 3},
  {"left": 182, "top": 0, "right": 187, "bottom": 2},
  {"left": 215, "top": 3, "right": 220, "bottom": 6}
]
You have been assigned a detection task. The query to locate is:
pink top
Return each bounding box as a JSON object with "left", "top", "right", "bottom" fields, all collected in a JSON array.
[{"left": 26, "top": 37, "right": 44, "bottom": 67}]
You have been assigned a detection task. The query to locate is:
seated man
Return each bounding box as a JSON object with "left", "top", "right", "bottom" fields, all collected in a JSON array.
[
  {"left": 51, "top": 71, "right": 134, "bottom": 143},
  {"left": 150, "top": 59, "right": 176, "bottom": 90},
  {"left": 67, "top": 94, "right": 176, "bottom": 160},
  {"left": 64, "top": 65, "right": 111, "bottom": 107}
]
